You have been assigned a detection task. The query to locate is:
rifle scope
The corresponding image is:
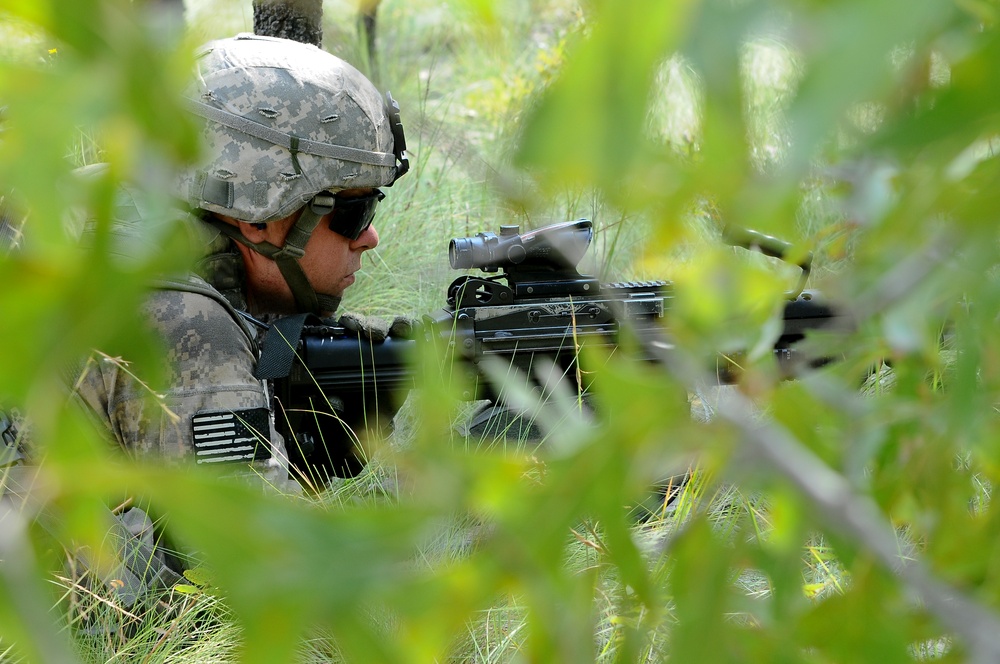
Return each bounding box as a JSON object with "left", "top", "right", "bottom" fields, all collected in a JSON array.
[{"left": 449, "top": 219, "right": 593, "bottom": 272}]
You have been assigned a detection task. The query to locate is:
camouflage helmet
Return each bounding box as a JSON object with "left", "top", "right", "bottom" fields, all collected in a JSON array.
[{"left": 178, "top": 33, "right": 408, "bottom": 224}]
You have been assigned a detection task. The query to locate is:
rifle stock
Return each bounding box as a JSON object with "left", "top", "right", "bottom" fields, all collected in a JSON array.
[{"left": 274, "top": 219, "right": 842, "bottom": 479}]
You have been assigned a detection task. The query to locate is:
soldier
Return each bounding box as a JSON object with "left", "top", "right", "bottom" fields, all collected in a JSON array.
[
  {"left": 73, "top": 33, "right": 409, "bottom": 490},
  {"left": 0, "top": 35, "right": 412, "bottom": 610}
]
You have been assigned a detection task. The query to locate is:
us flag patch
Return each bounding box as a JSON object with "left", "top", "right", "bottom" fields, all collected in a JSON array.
[{"left": 191, "top": 409, "right": 272, "bottom": 464}]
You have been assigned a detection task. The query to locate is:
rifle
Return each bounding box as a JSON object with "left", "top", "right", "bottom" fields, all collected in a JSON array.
[{"left": 273, "top": 219, "right": 841, "bottom": 479}]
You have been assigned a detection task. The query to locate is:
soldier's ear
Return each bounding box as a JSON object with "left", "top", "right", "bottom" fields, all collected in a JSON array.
[{"left": 237, "top": 220, "right": 273, "bottom": 243}]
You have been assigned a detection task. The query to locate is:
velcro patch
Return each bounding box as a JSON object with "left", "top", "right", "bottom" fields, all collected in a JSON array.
[{"left": 191, "top": 409, "right": 271, "bottom": 464}]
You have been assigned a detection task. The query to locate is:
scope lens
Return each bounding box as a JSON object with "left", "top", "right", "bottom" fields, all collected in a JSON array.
[
  {"left": 449, "top": 238, "right": 471, "bottom": 269},
  {"left": 449, "top": 232, "right": 501, "bottom": 269}
]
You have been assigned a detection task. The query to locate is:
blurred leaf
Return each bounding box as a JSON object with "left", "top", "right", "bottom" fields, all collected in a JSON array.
[
  {"left": 783, "top": 0, "right": 958, "bottom": 174},
  {"left": 796, "top": 560, "right": 921, "bottom": 663},
  {"left": 668, "top": 516, "right": 737, "bottom": 662},
  {"left": 875, "top": 25, "right": 1000, "bottom": 162},
  {"left": 0, "top": 497, "right": 78, "bottom": 664},
  {"left": 515, "top": 0, "right": 696, "bottom": 204},
  {"left": 669, "top": 245, "right": 787, "bottom": 361},
  {"left": 62, "top": 459, "right": 430, "bottom": 664}
]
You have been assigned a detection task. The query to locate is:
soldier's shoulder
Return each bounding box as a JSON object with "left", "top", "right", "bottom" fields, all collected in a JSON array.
[{"left": 145, "top": 280, "right": 255, "bottom": 347}]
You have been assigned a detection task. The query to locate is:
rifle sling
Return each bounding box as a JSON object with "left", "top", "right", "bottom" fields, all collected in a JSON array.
[{"left": 254, "top": 312, "right": 322, "bottom": 380}]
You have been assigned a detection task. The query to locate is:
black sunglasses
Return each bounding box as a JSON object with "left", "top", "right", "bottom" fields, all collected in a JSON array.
[{"left": 327, "top": 189, "right": 385, "bottom": 240}]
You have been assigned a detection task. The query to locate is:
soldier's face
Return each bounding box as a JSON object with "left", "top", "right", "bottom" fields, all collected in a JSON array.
[
  {"left": 222, "top": 188, "right": 381, "bottom": 316},
  {"left": 299, "top": 190, "right": 381, "bottom": 300}
]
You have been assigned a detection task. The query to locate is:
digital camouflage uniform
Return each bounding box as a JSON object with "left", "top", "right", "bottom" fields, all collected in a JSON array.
[
  {"left": 73, "top": 283, "right": 288, "bottom": 475},
  {"left": 71, "top": 183, "right": 292, "bottom": 486}
]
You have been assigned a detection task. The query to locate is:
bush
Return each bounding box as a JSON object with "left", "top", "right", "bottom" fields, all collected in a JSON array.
[{"left": 4, "top": 0, "right": 1000, "bottom": 662}]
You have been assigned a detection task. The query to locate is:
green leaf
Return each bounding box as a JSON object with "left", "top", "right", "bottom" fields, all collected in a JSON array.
[{"left": 515, "top": 0, "right": 697, "bottom": 201}]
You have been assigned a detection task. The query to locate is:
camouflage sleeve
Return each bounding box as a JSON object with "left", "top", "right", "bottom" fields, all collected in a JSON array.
[{"left": 73, "top": 286, "right": 292, "bottom": 487}]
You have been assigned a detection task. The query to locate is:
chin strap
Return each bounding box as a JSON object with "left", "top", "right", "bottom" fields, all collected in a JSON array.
[{"left": 205, "top": 194, "right": 342, "bottom": 316}]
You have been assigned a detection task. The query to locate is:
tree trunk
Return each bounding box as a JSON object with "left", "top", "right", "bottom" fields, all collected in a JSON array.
[
  {"left": 252, "top": 0, "right": 324, "bottom": 47},
  {"left": 358, "top": 0, "right": 380, "bottom": 71}
]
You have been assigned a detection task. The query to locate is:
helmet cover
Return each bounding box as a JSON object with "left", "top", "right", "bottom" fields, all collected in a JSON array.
[{"left": 178, "top": 34, "right": 399, "bottom": 224}]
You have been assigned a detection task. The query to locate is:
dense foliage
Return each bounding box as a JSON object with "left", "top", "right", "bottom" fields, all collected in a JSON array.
[{"left": 3, "top": 0, "right": 1000, "bottom": 662}]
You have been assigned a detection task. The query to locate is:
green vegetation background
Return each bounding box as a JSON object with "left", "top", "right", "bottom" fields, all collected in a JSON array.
[{"left": 3, "top": 0, "right": 1000, "bottom": 662}]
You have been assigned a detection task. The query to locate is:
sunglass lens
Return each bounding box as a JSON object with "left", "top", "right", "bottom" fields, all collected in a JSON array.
[{"left": 328, "top": 190, "right": 385, "bottom": 240}]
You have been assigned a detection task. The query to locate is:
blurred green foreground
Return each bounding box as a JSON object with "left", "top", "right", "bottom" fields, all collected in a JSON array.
[{"left": 4, "top": 0, "right": 1000, "bottom": 662}]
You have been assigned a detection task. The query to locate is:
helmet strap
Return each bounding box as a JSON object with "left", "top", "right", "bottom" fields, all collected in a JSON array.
[
  {"left": 316, "top": 294, "right": 342, "bottom": 315},
  {"left": 203, "top": 193, "right": 342, "bottom": 316}
]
